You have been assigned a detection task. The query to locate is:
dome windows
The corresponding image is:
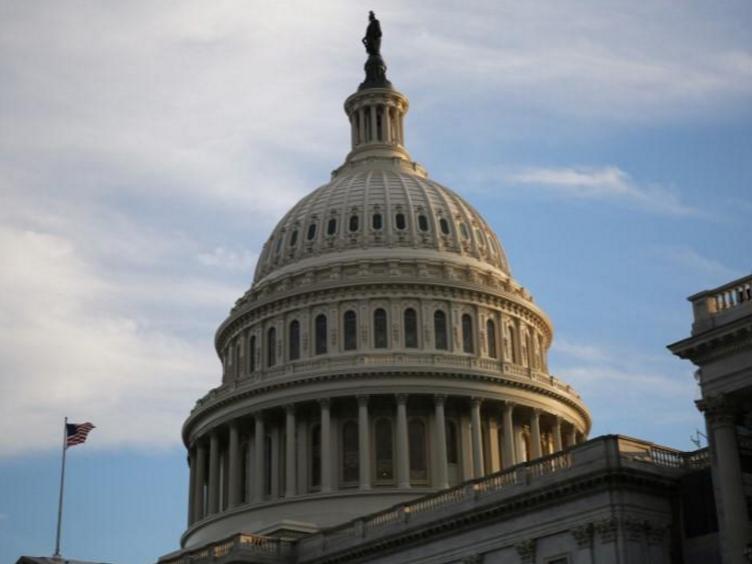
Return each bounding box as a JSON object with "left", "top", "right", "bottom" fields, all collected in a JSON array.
[
  {"left": 307, "top": 223, "right": 317, "bottom": 241},
  {"left": 289, "top": 229, "right": 298, "bottom": 247},
  {"left": 267, "top": 327, "right": 277, "bottom": 367},
  {"left": 460, "top": 222, "right": 470, "bottom": 240},
  {"left": 289, "top": 320, "right": 300, "bottom": 361},
  {"left": 349, "top": 215, "right": 359, "bottom": 232},
  {"left": 315, "top": 314, "right": 328, "bottom": 355},
  {"left": 343, "top": 310, "right": 357, "bottom": 351},
  {"left": 434, "top": 310, "right": 448, "bottom": 351},
  {"left": 372, "top": 213, "right": 383, "bottom": 230},
  {"left": 404, "top": 308, "right": 418, "bottom": 348},
  {"left": 418, "top": 214, "right": 429, "bottom": 232},
  {"left": 486, "top": 319, "right": 497, "bottom": 359},
  {"left": 462, "top": 314, "right": 474, "bottom": 354},
  {"left": 327, "top": 218, "right": 337, "bottom": 236},
  {"left": 395, "top": 213, "right": 406, "bottom": 230},
  {"left": 440, "top": 218, "right": 451, "bottom": 235},
  {"left": 374, "top": 308, "right": 388, "bottom": 349}
]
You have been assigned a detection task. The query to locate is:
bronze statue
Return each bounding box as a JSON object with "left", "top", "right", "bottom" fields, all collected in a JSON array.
[{"left": 362, "top": 11, "right": 382, "bottom": 56}]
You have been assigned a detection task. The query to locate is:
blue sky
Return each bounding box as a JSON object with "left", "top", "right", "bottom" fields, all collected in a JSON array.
[{"left": 1, "top": 2, "right": 750, "bottom": 562}]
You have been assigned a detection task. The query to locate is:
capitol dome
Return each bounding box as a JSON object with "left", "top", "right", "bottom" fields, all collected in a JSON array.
[{"left": 178, "top": 27, "right": 591, "bottom": 551}]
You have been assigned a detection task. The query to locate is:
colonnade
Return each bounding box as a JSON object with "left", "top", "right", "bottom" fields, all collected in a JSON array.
[
  {"left": 187, "top": 394, "right": 583, "bottom": 526},
  {"left": 349, "top": 102, "right": 404, "bottom": 148}
]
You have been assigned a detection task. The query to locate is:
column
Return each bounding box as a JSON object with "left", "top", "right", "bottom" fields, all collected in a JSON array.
[
  {"left": 398, "top": 112, "right": 405, "bottom": 146},
  {"left": 350, "top": 114, "right": 356, "bottom": 147},
  {"left": 228, "top": 422, "right": 241, "bottom": 507},
  {"left": 208, "top": 431, "right": 220, "bottom": 514},
  {"left": 194, "top": 442, "right": 206, "bottom": 523},
  {"left": 434, "top": 395, "right": 449, "bottom": 489},
  {"left": 470, "top": 398, "right": 484, "bottom": 478},
  {"left": 396, "top": 394, "right": 410, "bottom": 488},
  {"left": 285, "top": 405, "right": 296, "bottom": 498},
  {"left": 358, "top": 396, "right": 371, "bottom": 490},
  {"left": 383, "top": 105, "right": 391, "bottom": 144},
  {"left": 488, "top": 416, "right": 501, "bottom": 473},
  {"left": 703, "top": 398, "right": 748, "bottom": 564},
  {"left": 253, "top": 414, "right": 265, "bottom": 502},
  {"left": 320, "top": 399, "right": 332, "bottom": 492},
  {"left": 369, "top": 105, "right": 378, "bottom": 142},
  {"left": 553, "top": 416, "right": 563, "bottom": 452},
  {"left": 568, "top": 425, "right": 578, "bottom": 448},
  {"left": 502, "top": 402, "right": 516, "bottom": 469},
  {"left": 530, "top": 409, "right": 543, "bottom": 460},
  {"left": 187, "top": 448, "right": 196, "bottom": 526}
]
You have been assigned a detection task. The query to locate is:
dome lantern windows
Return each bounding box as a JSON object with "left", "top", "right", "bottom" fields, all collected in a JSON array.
[
  {"left": 404, "top": 308, "right": 418, "bottom": 348},
  {"left": 349, "top": 215, "right": 359, "bottom": 232},
  {"left": 372, "top": 213, "right": 383, "bottom": 230},
  {"left": 327, "top": 218, "right": 337, "bottom": 236},
  {"left": 439, "top": 218, "right": 451, "bottom": 235},
  {"left": 315, "top": 314, "right": 328, "bottom": 355},
  {"left": 343, "top": 310, "right": 357, "bottom": 351},
  {"left": 418, "top": 214, "right": 429, "bottom": 232},
  {"left": 395, "top": 213, "right": 406, "bottom": 230}
]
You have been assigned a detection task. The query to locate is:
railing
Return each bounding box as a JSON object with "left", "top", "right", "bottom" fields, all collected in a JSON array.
[
  {"left": 691, "top": 274, "right": 752, "bottom": 323},
  {"left": 619, "top": 441, "right": 709, "bottom": 472},
  {"left": 160, "top": 533, "right": 292, "bottom": 563}
]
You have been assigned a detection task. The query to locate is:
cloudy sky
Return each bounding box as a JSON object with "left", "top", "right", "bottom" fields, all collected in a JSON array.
[{"left": 1, "top": 1, "right": 750, "bottom": 562}]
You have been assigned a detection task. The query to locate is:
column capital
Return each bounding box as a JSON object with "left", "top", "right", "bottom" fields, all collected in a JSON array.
[
  {"left": 470, "top": 396, "right": 483, "bottom": 407},
  {"left": 531, "top": 407, "right": 542, "bottom": 418},
  {"left": 395, "top": 393, "right": 408, "bottom": 405},
  {"left": 253, "top": 410, "right": 266, "bottom": 422},
  {"left": 696, "top": 394, "right": 737, "bottom": 425},
  {"left": 433, "top": 394, "right": 447, "bottom": 405},
  {"left": 502, "top": 400, "right": 516, "bottom": 412},
  {"left": 284, "top": 403, "right": 296, "bottom": 415},
  {"left": 357, "top": 395, "right": 369, "bottom": 407},
  {"left": 318, "top": 398, "right": 331, "bottom": 409}
]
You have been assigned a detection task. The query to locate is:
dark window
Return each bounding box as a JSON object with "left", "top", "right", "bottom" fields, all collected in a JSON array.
[
  {"left": 418, "top": 215, "right": 429, "bottom": 232},
  {"left": 248, "top": 335, "right": 256, "bottom": 373},
  {"left": 240, "top": 442, "right": 249, "bottom": 502},
  {"left": 289, "top": 320, "right": 300, "bottom": 360},
  {"left": 476, "top": 229, "right": 485, "bottom": 247},
  {"left": 267, "top": 327, "right": 276, "bottom": 367},
  {"left": 460, "top": 223, "right": 469, "bottom": 239},
  {"left": 341, "top": 421, "right": 359, "bottom": 484},
  {"left": 344, "top": 310, "right": 357, "bottom": 351},
  {"left": 404, "top": 308, "right": 418, "bottom": 348},
  {"left": 486, "top": 319, "right": 497, "bottom": 359},
  {"left": 307, "top": 223, "right": 317, "bottom": 240},
  {"left": 372, "top": 213, "right": 383, "bottom": 230},
  {"left": 289, "top": 229, "right": 298, "bottom": 247},
  {"left": 264, "top": 435, "right": 272, "bottom": 495},
  {"left": 439, "top": 218, "right": 450, "bottom": 235},
  {"left": 275, "top": 236, "right": 283, "bottom": 253},
  {"left": 327, "top": 218, "right": 337, "bottom": 236},
  {"left": 311, "top": 425, "right": 321, "bottom": 488},
  {"left": 374, "top": 308, "right": 387, "bottom": 349},
  {"left": 375, "top": 418, "right": 394, "bottom": 481},
  {"left": 349, "top": 215, "right": 359, "bottom": 232},
  {"left": 315, "top": 314, "right": 327, "bottom": 355},
  {"left": 409, "top": 419, "right": 427, "bottom": 481},
  {"left": 508, "top": 324, "right": 518, "bottom": 363},
  {"left": 446, "top": 420, "right": 458, "bottom": 464},
  {"left": 434, "top": 310, "right": 448, "bottom": 350},
  {"left": 395, "top": 213, "right": 406, "bottom": 230},
  {"left": 462, "top": 314, "right": 474, "bottom": 354}
]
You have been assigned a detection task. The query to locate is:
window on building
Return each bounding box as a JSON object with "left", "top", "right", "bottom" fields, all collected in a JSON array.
[
  {"left": 434, "top": 310, "right": 448, "bottom": 350},
  {"left": 446, "top": 420, "right": 459, "bottom": 464},
  {"left": 439, "top": 217, "right": 450, "bottom": 235},
  {"left": 372, "top": 213, "right": 383, "bottom": 230},
  {"left": 248, "top": 335, "right": 256, "bottom": 373},
  {"left": 275, "top": 236, "right": 283, "bottom": 254},
  {"left": 327, "top": 218, "right": 337, "bottom": 236},
  {"left": 409, "top": 419, "right": 428, "bottom": 482},
  {"left": 310, "top": 425, "right": 321, "bottom": 489},
  {"left": 487, "top": 319, "right": 497, "bottom": 359},
  {"left": 375, "top": 418, "right": 394, "bottom": 482},
  {"left": 341, "top": 421, "right": 359, "bottom": 484},
  {"left": 418, "top": 214, "right": 429, "bottom": 232},
  {"left": 349, "top": 215, "right": 359, "bottom": 232},
  {"left": 374, "top": 308, "right": 387, "bottom": 349},
  {"left": 289, "top": 229, "right": 298, "bottom": 247},
  {"left": 307, "top": 222, "right": 317, "bottom": 241},
  {"left": 289, "top": 320, "right": 300, "bottom": 361},
  {"left": 315, "top": 314, "right": 327, "bottom": 355},
  {"left": 267, "top": 327, "right": 276, "bottom": 367},
  {"left": 404, "top": 308, "right": 418, "bottom": 348},
  {"left": 344, "top": 310, "right": 357, "bottom": 351},
  {"left": 460, "top": 222, "right": 469, "bottom": 239},
  {"left": 395, "top": 213, "right": 406, "bottom": 230},
  {"left": 462, "top": 314, "right": 474, "bottom": 354}
]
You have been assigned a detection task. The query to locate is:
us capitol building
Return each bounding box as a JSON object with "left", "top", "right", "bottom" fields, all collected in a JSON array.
[{"left": 157, "top": 15, "right": 752, "bottom": 564}]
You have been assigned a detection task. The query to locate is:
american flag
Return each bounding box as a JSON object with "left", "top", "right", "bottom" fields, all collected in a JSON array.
[{"left": 66, "top": 422, "right": 95, "bottom": 448}]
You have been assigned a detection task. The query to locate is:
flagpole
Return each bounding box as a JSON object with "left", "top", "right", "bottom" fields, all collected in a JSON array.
[{"left": 53, "top": 416, "right": 68, "bottom": 559}]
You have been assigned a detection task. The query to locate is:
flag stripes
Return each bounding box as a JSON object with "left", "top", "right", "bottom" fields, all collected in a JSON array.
[{"left": 66, "top": 422, "right": 95, "bottom": 447}]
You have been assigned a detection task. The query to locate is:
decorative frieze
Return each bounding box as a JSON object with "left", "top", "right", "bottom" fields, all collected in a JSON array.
[
  {"left": 515, "top": 538, "right": 536, "bottom": 563},
  {"left": 595, "top": 517, "right": 618, "bottom": 543},
  {"left": 570, "top": 522, "right": 594, "bottom": 548}
]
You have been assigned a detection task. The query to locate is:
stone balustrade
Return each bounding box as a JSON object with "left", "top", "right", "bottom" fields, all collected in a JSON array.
[{"left": 690, "top": 273, "right": 752, "bottom": 333}]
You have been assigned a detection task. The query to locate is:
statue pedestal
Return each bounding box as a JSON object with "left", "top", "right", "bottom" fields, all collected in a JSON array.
[{"left": 359, "top": 55, "right": 392, "bottom": 90}]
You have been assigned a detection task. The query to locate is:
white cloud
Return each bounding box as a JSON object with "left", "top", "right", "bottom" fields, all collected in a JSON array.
[
  {"left": 505, "top": 166, "right": 698, "bottom": 216},
  {"left": 197, "top": 247, "right": 258, "bottom": 272}
]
